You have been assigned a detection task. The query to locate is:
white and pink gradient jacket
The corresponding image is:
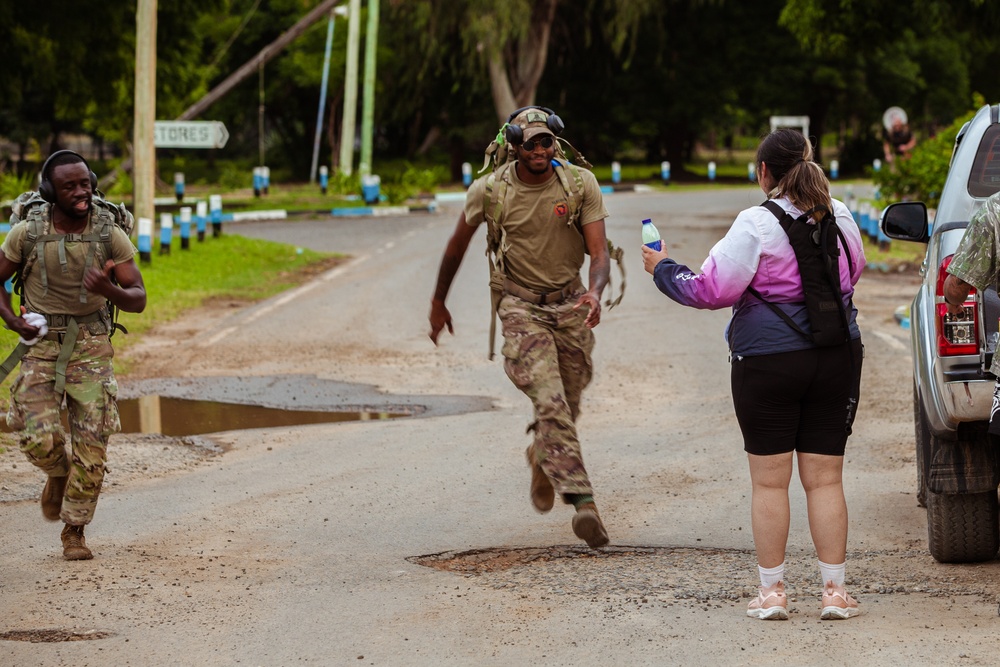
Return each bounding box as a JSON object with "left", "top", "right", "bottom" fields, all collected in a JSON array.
[{"left": 651, "top": 196, "right": 866, "bottom": 357}]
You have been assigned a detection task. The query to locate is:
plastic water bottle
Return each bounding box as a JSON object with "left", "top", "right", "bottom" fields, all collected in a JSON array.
[{"left": 641, "top": 218, "right": 662, "bottom": 251}]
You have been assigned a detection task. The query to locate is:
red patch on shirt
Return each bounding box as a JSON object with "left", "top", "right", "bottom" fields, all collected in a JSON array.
[{"left": 554, "top": 202, "right": 569, "bottom": 217}]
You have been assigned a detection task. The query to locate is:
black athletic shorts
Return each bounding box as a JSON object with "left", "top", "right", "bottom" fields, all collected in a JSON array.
[{"left": 730, "top": 338, "right": 863, "bottom": 456}]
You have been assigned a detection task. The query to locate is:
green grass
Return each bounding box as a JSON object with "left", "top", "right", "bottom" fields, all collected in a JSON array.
[{"left": 0, "top": 234, "right": 342, "bottom": 374}]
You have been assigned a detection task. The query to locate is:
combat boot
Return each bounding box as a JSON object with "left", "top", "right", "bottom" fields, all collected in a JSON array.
[
  {"left": 572, "top": 502, "right": 609, "bottom": 549},
  {"left": 61, "top": 523, "right": 93, "bottom": 561},
  {"left": 41, "top": 475, "right": 68, "bottom": 522},
  {"left": 527, "top": 450, "right": 554, "bottom": 513}
]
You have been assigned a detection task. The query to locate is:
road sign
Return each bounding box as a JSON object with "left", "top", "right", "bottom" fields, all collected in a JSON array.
[{"left": 154, "top": 121, "right": 230, "bottom": 149}]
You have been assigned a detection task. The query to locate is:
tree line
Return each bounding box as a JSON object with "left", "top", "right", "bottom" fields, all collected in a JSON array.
[{"left": 2, "top": 0, "right": 999, "bottom": 182}]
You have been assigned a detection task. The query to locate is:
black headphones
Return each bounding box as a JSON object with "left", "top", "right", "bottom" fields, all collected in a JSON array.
[
  {"left": 504, "top": 106, "right": 565, "bottom": 146},
  {"left": 38, "top": 149, "right": 98, "bottom": 203}
]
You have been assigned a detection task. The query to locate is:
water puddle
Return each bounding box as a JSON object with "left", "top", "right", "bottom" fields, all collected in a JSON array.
[
  {"left": 118, "top": 396, "right": 408, "bottom": 436},
  {"left": 0, "top": 396, "right": 408, "bottom": 437}
]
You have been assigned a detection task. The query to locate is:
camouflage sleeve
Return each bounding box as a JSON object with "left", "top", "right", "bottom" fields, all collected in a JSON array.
[
  {"left": 947, "top": 197, "right": 1000, "bottom": 291},
  {"left": 578, "top": 169, "right": 610, "bottom": 226},
  {"left": 463, "top": 176, "right": 487, "bottom": 228}
]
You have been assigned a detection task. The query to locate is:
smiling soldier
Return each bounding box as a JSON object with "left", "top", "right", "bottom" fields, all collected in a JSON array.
[{"left": 0, "top": 150, "right": 146, "bottom": 560}]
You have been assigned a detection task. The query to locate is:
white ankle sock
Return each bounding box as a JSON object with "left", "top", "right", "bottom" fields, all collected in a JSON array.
[
  {"left": 818, "top": 559, "right": 846, "bottom": 587},
  {"left": 758, "top": 562, "right": 785, "bottom": 588}
]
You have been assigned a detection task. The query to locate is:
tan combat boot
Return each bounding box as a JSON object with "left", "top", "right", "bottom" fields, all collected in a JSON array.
[
  {"left": 572, "top": 502, "right": 609, "bottom": 549},
  {"left": 526, "top": 450, "right": 554, "bottom": 513},
  {"left": 41, "top": 475, "right": 69, "bottom": 522},
  {"left": 61, "top": 523, "right": 93, "bottom": 561}
]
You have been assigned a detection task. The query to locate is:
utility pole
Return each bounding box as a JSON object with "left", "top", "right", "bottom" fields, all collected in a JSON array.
[
  {"left": 358, "top": 0, "right": 379, "bottom": 177},
  {"left": 133, "top": 0, "right": 157, "bottom": 224},
  {"left": 339, "top": 0, "right": 362, "bottom": 177}
]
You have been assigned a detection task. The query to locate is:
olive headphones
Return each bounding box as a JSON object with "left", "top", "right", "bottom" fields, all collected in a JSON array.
[
  {"left": 38, "top": 149, "right": 98, "bottom": 204},
  {"left": 504, "top": 106, "right": 565, "bottom": 146}
]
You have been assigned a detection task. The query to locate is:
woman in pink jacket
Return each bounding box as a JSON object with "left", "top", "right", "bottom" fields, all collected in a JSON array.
[{"left": 642, "top": 129, "right": 866, "bottom": 621}]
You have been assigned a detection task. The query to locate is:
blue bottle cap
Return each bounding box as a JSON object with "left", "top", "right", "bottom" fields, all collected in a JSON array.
[{"left": 642, "top": 218, "right": 652, "bottom": 224}]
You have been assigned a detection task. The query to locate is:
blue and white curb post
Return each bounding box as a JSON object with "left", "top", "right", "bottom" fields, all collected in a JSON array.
[
  {"left": 872, "top": 158, "right": 882, "bottom": 174},
  {"left": 210, "top": 194, "right": 223, "bottom": 237},
  {"left": 319, "top": 166, "right": 329, "bottom": 195},
  {"left": 830, "top": 159, "right": 839, "bottom": 180},
  {"left": 174, "top": 172, "right": 185, "bottom": 202},
  {"left": 462, "top": 162, "right": 472, "bottom": 188},
  {"left": 253, "top": 167, "right": 263, "bottom": 197},
  {"left": 137, "top": 217, "right": 153, "bottom": 264},
  {"left": 747, "top": 162, "right": 756, "bottom": 182},
  {"left": 159, "top": 213, "right": 173, "bottom": 255},
  {"left": 708, "top": 161, "right": 716, "bottom": 181},
  {"left": 611, "top": 161, "right": 621, "bottom": 185},
  {"left": 362, "top": 175, "right": 381, "bottom": 205},
  {"left": 196, "top": 201, "right": 208, "bottom": 242},
  {"left": 661, "top": 161, "right": 670, "bottom": 184},
  {"left": 179, "top": 206, "right": 192, "bottom": 250}
]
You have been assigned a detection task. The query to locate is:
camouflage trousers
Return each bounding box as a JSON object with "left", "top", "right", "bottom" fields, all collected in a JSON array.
[
  {"left": 498, "top": 289, "right": 595, "bottom": 499},
  {"left": 7, "top": 331, "right": 120, "bottom": 525}
]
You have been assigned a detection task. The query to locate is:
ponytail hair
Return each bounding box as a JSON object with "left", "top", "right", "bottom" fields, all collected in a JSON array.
[{"left": 756, "top": 129, "right": 832, "bottom": 222}]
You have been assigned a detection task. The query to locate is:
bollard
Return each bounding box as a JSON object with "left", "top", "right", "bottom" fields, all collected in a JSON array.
[
  {"left": 859, "top": 203, "right": 871, "bottom": 240},
  {"left": 708, "top": 161, "right": 716, "bottom": 181},
  {"left": 611, "top": 161, "right": 621, "bottom": 185},
  {"left": 174, "top": 172, "right": 185, "bottom": 202},
  {"left": 876, "top": 206, "right": 891, "bottom": 251},
  {"left": 253, "top": 167, "right": 262, "bottom": 197},
  {"left": 159, "top": 213, "right": 173, "bottom": 255},
  {"left": 873, "top": 184, "right": 881, "bottom": 201},
  {"left": 661, "top": 161, "right": 671, "bottom": 183},
  {"left": 747, "top": 162, "right": 756, "bottom": 182},
  {"left": 830, "top": 159, "right": 839, "bottom": 180},
  {"left": 137, "top": 217, "right": 153, "bottom": 264},
  {"left": 319, "top": 166, "right": 329, "bottom": 195},
  {"left": 262, "top": 166, "right": 271, "bottom": 195},
  {"left": 361, "top": 174, "right": 381, "bottom": 204},
  {"left": 179, "top": 206, "right": 192, "bottom": 250},
  {"left": 196, "top": 201, "right": 208, "bottom": 242},
  {"left": 873, "top": 158, "right": 882, "bottom": 173},
  {"left": 462, "top": 162, "right": 472, "bottom": 188},
  {"left": 209, "top": 194, "right": 223, "bottom": 237}
]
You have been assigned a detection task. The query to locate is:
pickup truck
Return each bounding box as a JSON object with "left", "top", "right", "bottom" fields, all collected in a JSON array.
[{"left": 881, "top": 103, "right": 1000, "bottom": 563}]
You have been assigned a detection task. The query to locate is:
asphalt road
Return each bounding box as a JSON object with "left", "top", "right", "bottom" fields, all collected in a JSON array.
[{"left": 2, "top": 185, "right": 999, "bottom": 666}]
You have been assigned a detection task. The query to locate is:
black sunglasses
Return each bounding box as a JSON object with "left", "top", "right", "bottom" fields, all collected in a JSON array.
[{"left": 521, "top": 135, "right": 554, "bottom": 152}]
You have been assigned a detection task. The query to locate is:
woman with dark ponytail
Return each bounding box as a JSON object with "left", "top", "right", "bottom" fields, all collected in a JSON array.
[{"left": 642, "top": 129, "right": 866, "bottom": 621}]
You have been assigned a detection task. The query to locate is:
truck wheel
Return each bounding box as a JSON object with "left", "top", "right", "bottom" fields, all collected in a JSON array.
[
  {"left": 926, "top": 489, "right": 999, "bottom": 563},
  {"left": 913, "top": 384, "right": 931, "bottom": 508}
]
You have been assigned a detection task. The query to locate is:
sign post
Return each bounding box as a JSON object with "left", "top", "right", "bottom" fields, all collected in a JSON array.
[{"left": 154, "top": 121, "right": 230, "bottom": 149}]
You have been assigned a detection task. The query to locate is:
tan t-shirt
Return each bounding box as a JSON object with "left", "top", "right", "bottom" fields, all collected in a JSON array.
[
  {"left": 2, "top": 208, "right": 138, "bottom": 316},
  {"left": 465, "top": 163, "right": 608, "bottom": 293}
]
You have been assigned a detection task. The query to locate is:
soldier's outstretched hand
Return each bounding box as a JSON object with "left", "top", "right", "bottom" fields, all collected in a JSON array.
[{"left": 429, "top": 299, "right": 454, "bottom": 345}]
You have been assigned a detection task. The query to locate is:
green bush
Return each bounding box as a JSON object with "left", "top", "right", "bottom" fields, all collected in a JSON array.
[{"left": 0, "top": 170, "right": 36, "bottom": 201}]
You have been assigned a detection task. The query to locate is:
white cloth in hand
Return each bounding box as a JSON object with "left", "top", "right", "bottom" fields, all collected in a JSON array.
[{"left": 19, "top": 312, "right": 48, "bottom": 346}]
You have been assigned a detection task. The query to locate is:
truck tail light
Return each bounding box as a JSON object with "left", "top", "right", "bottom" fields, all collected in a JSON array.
[{"left": 937, "top": 255, "right": 978, "bottom": 356}]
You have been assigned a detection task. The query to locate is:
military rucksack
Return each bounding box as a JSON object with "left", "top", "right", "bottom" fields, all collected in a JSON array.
[
  {"left": 480, "top": 134, "right": 625, "bottom": 359},
  {"left": 747, "top": 200, "right": 853, "bottom": 347}
]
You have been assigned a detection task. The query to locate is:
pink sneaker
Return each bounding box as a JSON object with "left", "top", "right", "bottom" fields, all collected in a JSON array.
[
  {"left": 821, "top": 582, "right": 860, "bottom": 620},
  {"left": 747, "top": 581, "right": 788, "bottom": 620}
]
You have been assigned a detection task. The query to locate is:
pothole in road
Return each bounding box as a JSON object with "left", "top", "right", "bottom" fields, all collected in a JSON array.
[
  {"left": 0, "top": 629, "right": 115, "bottom": 643},
  {"left": 410, "top": 545, "right": 1000, "bottom": 602}
]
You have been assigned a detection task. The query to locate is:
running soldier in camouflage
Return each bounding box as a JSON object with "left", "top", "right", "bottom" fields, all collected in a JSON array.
[
  {"left": 0, "top": 151, "right": 145, "bottom": 560},
  {"left": 429, "top": 106, "right": 612, "bottom": 548}
]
